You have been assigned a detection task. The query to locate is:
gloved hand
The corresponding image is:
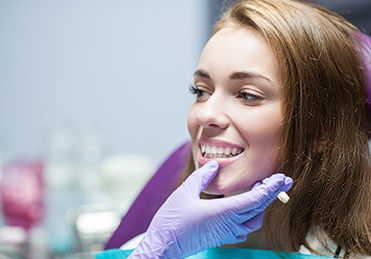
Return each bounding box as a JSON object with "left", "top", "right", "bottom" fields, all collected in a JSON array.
[{"left": 128, "top": 160, "right": 293, "bottom": 259}]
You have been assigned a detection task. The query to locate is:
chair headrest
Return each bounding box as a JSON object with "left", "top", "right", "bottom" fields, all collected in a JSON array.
[{"left": 357, "top": 32, "right": 371, "bottom": 108}]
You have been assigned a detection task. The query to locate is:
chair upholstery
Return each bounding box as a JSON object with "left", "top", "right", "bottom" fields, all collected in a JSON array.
[
  {"left": 104, "top": 141, "right": 191, "bottom": 249},
  {"left": 358, "top": 32, "right": 371, "bottom": 107}
]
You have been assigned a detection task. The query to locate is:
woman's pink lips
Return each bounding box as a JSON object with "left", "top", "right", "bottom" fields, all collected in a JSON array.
[
  {"left": 198, "top": 137, "right": 242, "bottom": 148},
  {"left": 196, "top": 137, "right": 245, "bottom": 167},
  {"left": 197, "top": 147, "right": 244, "bottom": 168}
]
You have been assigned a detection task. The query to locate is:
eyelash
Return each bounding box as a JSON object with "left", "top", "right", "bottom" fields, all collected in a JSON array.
[
  {"left": 188, "top": 84, "right": 263, "bottom": 104},
  {"left": 188, "top": 84, "right": 208, "bottom": 97},
  {"left": 238, "top": 91, "right": 263, "bottom": 102}
]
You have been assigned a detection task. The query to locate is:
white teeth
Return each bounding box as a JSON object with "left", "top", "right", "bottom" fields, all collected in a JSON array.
[{"left": 200, "top": 144, "right": 243, "bottom": 158}]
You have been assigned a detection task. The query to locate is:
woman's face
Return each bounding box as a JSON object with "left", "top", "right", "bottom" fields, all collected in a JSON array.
[{"left": 188, "top": 26, "right": 283, "bottom": 195}]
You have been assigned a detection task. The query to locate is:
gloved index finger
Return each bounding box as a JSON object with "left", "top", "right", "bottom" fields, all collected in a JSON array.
[
  {"left": 229, "top": 173, "right": 293, "bottom": 213},
  {"left": 182, "top": 160, "right": 219, "bottom": 195}
]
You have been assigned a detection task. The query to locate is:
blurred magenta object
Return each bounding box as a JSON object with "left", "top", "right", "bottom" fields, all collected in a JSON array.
[
  {"left": 0, "top": 159, "right": 45, "bottom": 231},
  {"left": 357, "top": 32, "right": 371, "bottom": 107}
]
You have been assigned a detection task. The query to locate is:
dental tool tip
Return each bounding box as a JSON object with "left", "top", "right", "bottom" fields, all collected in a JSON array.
[{"left": 278, "top": 191, "right": 290, "bottom": 204}]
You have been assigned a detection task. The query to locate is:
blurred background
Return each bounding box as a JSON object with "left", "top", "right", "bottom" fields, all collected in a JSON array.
[{"left": 0, "top": 0, "right": 370, "bottom": 258}]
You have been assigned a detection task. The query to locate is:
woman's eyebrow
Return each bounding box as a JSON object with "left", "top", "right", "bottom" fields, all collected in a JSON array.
[
  {"left": 194, "top": 69, "right": 272, "bottom": 83},
  {"left": 193, "top": 69, "right": 211, "bottom": 79},
  {"left": 229, "top": 71, "right": 272, "bottom": 83}
]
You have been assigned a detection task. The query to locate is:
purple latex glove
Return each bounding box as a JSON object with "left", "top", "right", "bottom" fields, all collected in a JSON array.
[{"left": 128, "top": 160, "right": 293, "bottom": 259}]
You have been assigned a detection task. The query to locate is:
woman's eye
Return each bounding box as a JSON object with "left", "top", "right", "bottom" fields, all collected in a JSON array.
[
  {"left": 239, "top": 91, "right": 263, "bottom": 103},
  {"left": 188, "top": 85, "right": 209, "bottom": 99}
]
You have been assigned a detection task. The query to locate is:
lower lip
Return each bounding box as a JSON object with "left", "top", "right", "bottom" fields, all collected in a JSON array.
[{"left": 197, "top": 150, "right": 242, "bottom": 168}]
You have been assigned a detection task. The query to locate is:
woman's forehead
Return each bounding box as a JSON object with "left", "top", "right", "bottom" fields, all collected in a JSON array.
[{"left": 197, "top": 26, "right": 281, "bottom": 86}]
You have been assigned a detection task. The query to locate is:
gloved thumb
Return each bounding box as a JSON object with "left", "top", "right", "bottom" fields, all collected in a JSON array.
[{"left": 182, "top": 160, "right": 219, "bottom": 195}]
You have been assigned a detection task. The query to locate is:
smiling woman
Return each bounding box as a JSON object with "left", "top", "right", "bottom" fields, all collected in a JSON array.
[
  {"left": 182, "top": 0, "right": 371, "bottom": 256},
  {"left": 188, "top": 26, "right": 282, "bottom": 195},
  {"left": 118, "top": 0, "right": 371, "bottom": 258}
]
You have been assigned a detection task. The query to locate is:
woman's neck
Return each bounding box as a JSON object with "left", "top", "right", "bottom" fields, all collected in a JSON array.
[{"left": 221, "top": 225, "right": 272, "bottom": 250}]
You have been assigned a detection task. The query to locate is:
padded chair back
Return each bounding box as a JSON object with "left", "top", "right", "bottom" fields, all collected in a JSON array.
[
  {"left": 358, "top": 32, "right": 371, "bottom": 110},
  {"left": 104, "top": 141, "right": 191, "bottom": 249}
]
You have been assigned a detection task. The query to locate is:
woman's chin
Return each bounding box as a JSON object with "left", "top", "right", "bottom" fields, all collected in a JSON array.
[
  {"left": 202, "top": 182, "right": 236, "bottom": 196},
  {"left": 201, "top": 182, "right": 225, "bottom": 195},
  {"left": 202, "top": 179, "right": 252, "bottom": 196}
]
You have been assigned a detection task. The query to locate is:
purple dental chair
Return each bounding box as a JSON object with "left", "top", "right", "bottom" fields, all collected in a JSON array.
[{"left": 104, "top": 141, "right": 191, "bottom": 249}]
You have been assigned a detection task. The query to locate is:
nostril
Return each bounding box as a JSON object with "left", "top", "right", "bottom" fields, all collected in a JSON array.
[
  {"left": 195, "top": 94, "right": 229, "bottom": 129},
  {"left": 196, "top": 110, "right": 229, "bottom": 130}
]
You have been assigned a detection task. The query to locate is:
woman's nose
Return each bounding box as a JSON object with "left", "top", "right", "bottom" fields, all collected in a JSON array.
[{"left": 196, "top": 93, "right": 229, "bottom": 130}]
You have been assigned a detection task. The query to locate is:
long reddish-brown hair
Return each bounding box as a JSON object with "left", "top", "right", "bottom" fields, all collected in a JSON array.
[{"left": 180, "top": 0, "right": 371, "bottom": 256}]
